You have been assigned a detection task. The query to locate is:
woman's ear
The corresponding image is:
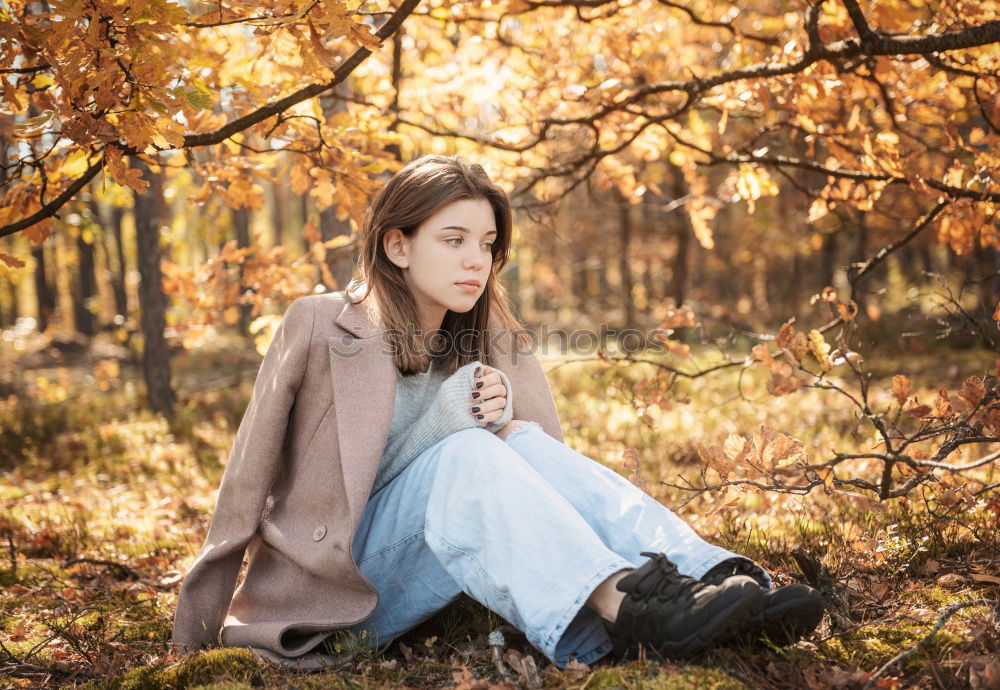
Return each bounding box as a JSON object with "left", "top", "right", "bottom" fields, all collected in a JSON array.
[{"left": 383, "top": 228, "right": 410, "bottom": 269}]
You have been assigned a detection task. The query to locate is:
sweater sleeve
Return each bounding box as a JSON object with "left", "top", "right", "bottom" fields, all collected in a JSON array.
[{"left": 373, "top": 360, "right": 514, "bottom": 492}]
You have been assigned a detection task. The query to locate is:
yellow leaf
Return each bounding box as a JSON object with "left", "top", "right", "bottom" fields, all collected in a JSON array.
[
  {"left": 323, "top": 234, "right": 354, "bottom": 249},
  {"left": 223, "top": 306, "right": 240, "bottom": 325},
  {"left": 250, "top": 314, "right": 282, "bottom": 356},
  {"left": 60, "top": 150, "right": 92, "bottom": 178},
  {"left": 808, "top": 329, "right": 831, "bottom": 371}
]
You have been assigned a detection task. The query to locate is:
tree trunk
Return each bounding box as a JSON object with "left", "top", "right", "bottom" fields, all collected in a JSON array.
[
  {"left": 108, "top": 205, "right": 129, "bottom": 318},
  {"left": 618, "top": 195, "right": 635, "bottom": 329},
  {"left": 975, "top": 242, "right": 999, "bottom": 311},
  {"left": 234, "top": 207, "right": 253, "bottom": 335},
  {"left": 73, "top": 217, "right": 97, "bottom": 337},
  {"left": 819, "top": 231, "right": 837, "bottom": 292},
  {"left": 852, "top": 213, "right": 869, "bottom": 316},
  {"left": 318, "top": 82, "right": 356, "bottom": 290},
  {"left": 270, "top": 181, "right": 286, "bottom": 249},
  {"left": 133, "top": 159, "right": 175, "bottom": 416},
  {"left": 0, "top": 277, "right": 15, "bottom": 328},
  {"left": 385, "top": 27, "right": 403, "bottom": 161},
  {"left": 32, "top": 244, "right": 54, "bottom": 332},
  {"left": 669, "top": 171, "right": 691, "bottom": 310}
]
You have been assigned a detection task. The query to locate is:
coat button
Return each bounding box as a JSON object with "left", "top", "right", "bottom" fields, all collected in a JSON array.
[{"left": 312, "top": 525, "right": 327, "bottom": 542}]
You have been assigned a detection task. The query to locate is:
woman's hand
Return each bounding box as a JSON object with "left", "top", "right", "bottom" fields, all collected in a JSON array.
[{"left": 471, "top": 365, "right": 508, "bottom": 424}]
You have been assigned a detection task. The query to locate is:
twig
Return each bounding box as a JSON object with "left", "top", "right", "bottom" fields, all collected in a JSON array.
[
  {"left": 6, "top": 530, "right": 15, "bottom": 579},
  {"left": 63, "top": 557, "right": 141, "bottom": 581},
  {"left": 863, "top": 599, "right": 1000, "bottom": 688}
]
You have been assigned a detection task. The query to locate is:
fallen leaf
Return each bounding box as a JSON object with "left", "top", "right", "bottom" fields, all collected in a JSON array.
[
  {"left": 970, "top": 573, "right": 1000, "bottom": 586},
  {"left": 937, "top": 573, "right": 967, "bottom": 587},
  {"left": 920, "top": 559, "right": 941, "bottom": 577}
]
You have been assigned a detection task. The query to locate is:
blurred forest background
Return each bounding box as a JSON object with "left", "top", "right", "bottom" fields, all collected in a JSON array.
[{"left": 1, "top": 0, "right": 999, "bottom": 687}]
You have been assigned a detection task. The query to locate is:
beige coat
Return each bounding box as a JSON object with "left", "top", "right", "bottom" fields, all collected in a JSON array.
[{"left": 171, "top": 290, "right": 563, "bottom": 662}]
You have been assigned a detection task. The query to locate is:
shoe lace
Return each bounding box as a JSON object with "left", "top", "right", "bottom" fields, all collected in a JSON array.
[
  {"left": 703, "top": 557, "right": 767, "bottom": 587},
  {"left": 628, "top": 551, "right": 702, "bottom": 604}
]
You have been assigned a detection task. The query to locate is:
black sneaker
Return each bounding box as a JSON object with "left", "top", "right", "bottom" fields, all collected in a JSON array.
[
  {"left": 610, "top": 552, "right": 765, "bottom": 660},
  {"left": 700, "top": 557, "right": 825, "bottom": 646}
]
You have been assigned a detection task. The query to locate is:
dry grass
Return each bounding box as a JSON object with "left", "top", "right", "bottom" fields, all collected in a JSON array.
[{"left": 0, "top": 335, "right": 997, "bottom": 688}]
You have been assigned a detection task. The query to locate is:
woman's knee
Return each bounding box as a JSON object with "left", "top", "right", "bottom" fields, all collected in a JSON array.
[
  {"left": 496, "top": 419, "right": 530, "bottom": 441},
  {"left": 435, "top": 426, "right": 517, "bottom": 468}
]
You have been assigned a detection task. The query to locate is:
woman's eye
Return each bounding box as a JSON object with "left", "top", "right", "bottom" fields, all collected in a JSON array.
[
  {"left": 482, "top": 243, "right": 494, "bottom": 251},
  {"left": 445, "top": 238, "right": 462, "bottom": 246}
]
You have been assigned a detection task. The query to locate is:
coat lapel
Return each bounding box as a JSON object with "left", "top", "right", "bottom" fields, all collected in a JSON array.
[{"left": 329, "top": 298, "right": 396, "bottom": 519}]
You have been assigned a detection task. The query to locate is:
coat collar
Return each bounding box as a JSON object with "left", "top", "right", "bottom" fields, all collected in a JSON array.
[{"left": 334, "top": 294, "right": 385, "bottom": 340}]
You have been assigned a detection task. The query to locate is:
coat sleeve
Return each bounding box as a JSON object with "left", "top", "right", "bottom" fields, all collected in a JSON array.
[
  {"left": 170, "top": 296, "right": 316, "bottom": 652},
  {"left": 491, "top": 330, "right": 564, "bottom": 442}
]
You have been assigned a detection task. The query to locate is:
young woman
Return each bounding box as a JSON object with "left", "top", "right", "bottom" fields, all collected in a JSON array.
[{"left": 171, "top": 155, "right": 824, "bottom": 670}]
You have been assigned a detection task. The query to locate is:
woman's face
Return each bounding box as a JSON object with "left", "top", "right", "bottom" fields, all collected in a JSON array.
[{"left": 384, "top": 197, "right": 497, "bottom": 332}]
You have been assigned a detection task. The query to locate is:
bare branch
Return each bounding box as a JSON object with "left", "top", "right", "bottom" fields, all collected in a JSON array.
[{"left": 848, "top": 200, "right": 951, "bottom": 286}]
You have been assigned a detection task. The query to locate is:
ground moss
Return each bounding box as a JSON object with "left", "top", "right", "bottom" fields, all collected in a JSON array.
[
  {"left": 568, "top": 663, "right": 746, "bottom": 690},
  {"left": 644, "top": 666, "right": 747, "bottom": 689},
  {"left": 820, "top": 621, "right": 964, "bottom": 669},
  {"left": 87, "top": 648, "right": 266, "bottom": 690}
]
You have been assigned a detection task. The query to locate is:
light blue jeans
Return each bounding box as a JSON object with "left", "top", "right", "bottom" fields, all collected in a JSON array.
[{"left": 349, "top": 422, "right": 770, "bottom": 667}]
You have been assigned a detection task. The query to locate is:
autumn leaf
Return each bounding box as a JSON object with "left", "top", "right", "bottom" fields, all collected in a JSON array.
[
  {"left": 776, "top": 319, "right": 796, "bottom": 350},
  {"left": 892, "top": 375, "right": 913, "bottom": 406},
  {"left": 931, "top": 386, "right": 952, "bottom": 418},
  {"left": 0, "top": 252, "right": 26, "bottom": 269},
  {"left": 290, "top": 162, "right": 312, "bottom": 196},
  {"left": 696, "top": 442, "right": 733, "bottom": 480},
  {"left": 723, "top": 433, "right": 751, "bottom": 463},
  {"left": 903, "top": 403, "right": 932, "bottom": 419},
  {"left": 622, "top": 448, "right": 645, "bottom": 489},
  {"left": 249, "top": 314, "right": 282, "bottom": 357},
  {"left": 959, "top": 376, "right": 986, "bottom": 409},
  {"left": 836, "top": 300, "right": 859, "bottom": 321},
  {"left": 749, "top": 343, "right": 775, "bottom": 365},
  {"left": 808, "top": 329, "right": 831, "bottom": 372},
  {"left": 104, "top": 146, "right": 150, "bottom": 194},
  {"left": 767, "top": 359, "right": 803, "bottom": 396},
  {"left": 667, "top": 342, "right": 691, "bottom": 358},
  {"left": 310, "top": 170, "right": 338, "bottom": 210},
  {"left": 659, "top": 306, "right": 696, "bottom": 329}
]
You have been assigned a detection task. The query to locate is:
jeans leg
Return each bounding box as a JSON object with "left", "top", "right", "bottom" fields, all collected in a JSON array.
[
  {"left": 348, "top": 437, "right": 465, "bottom": 648},
  {"left": 504, "top": 422, "right": 772, "bottom": 586},
  {"left": 420, "top": 428, "right": 632, "bottom": 667}
]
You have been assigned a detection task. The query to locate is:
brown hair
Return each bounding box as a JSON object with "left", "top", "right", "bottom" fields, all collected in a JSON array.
[{"left": 347, "top": 155, "right": 531, "bottom": 375}]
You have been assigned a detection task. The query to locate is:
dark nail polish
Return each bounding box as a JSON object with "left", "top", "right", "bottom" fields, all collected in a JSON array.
[
  {"left": 476, "top": 414, "right": 484, "bottom": 420},
  {"left": 476, "top": 382, "right": 483, "bottom": 389},
  {"left": 472, "top": 406, "right": 480, "bottom": 413},
  {"left": 472, "top": 392, "right": 480, "bottom": 399}
]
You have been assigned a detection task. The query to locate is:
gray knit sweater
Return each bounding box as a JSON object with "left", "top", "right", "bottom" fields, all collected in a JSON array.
[{"left": 371, "top": 360, "right": 514, "bottom": 495}]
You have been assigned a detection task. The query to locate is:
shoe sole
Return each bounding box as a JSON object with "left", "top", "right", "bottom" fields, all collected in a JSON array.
[{"left": 623, "top": 580, "right": 766, "bottom": 660}]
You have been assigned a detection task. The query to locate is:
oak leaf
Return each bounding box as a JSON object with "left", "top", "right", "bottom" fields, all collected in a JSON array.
[
  {"left": 892, "top": 375, "right": 913, "bottom": 406},
  {"left": 104, "top": 146, "right": 149, "bottom": 194}
]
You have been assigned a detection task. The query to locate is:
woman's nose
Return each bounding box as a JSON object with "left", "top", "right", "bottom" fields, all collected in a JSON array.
[{"left": 463, "top": 249, "right": 485, "bottom": 270}]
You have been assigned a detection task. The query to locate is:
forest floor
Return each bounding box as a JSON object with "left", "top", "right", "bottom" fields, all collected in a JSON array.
[{"left": 0, "top": 333, "right": 998, "bottom": 689}]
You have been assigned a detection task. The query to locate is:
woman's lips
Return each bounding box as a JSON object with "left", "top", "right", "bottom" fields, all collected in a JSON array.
[{"left": 456, "top": 282, "right": 479, "bottom": 293}]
